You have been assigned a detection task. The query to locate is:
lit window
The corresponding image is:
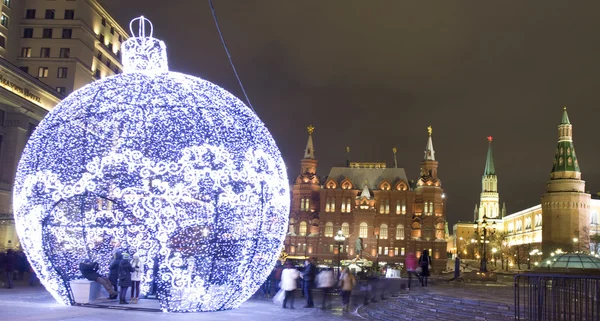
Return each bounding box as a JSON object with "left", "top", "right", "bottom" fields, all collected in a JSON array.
[
  {"left": 341, "top": 222, "right": 349, "bottom": 236},
  {"left": 1, "top": 14, "right": 8, "bottom": 27},
  {"left": 37, "top": 67, "right": 48, "bottom": 78},
  {"left": 380, "top": 224, "right": 388, "bottom": 239},
  {"left": 359, "top": 222, "right": 368, "bottom": 238},
  {"left": 324, "top": 222, "right": 333, "bottom": 237},
  {"left": 394, "top": 247, "right": 399, "bottom": 256},
  {"left": 330, "top": 198, "right": 335, "bottom": 212},
  {"left": 3, "top": 0, "right": 11, "bottom": 8},
  {"left": 56, "top": 87, "right": 66, "bottom": 94},
  {"left": 384, "top": 247, "right": 389, "bottom": 255},
  {"left": 57, "top": 67, "right": 68, "bottom": 78},
  {"left": 396, "top": 224, "right": 404, "bottom": 240},
  {"left": 299, "top": 221, "right": 307, "bottom": 236},
  {"left": 401, "top": 247, "right": 405, "bottom": 256},
  {"left": 396, "top": 200, "right": 401, "bottom": 214}
]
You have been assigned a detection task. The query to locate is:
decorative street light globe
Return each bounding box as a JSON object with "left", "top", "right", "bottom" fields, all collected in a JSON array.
[{"left": 12, "top": 16, "right": 289, "bottom": 312}]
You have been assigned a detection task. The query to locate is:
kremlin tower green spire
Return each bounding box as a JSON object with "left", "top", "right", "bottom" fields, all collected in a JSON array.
[
  {"left": 550, "top": 107, "right": 580, "bottom": 178},
  {"left": 484, "top": 136, "right": 495, "bottom": 175}
]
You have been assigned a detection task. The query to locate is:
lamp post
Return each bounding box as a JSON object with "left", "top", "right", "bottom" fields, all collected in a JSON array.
[
  {"left": 473, "top": 215, "right": 496, "bottom": 272},
  {"left": 334, "top": 230, "right": 346, "bottom": 277},
  {"left": 373, "top": 227, "right": 380, "bottom": 273}
]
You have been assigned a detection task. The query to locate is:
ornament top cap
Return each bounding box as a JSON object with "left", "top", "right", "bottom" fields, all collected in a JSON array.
[{"left": 121, "top": 15, "right": 168, "bottom": 74}]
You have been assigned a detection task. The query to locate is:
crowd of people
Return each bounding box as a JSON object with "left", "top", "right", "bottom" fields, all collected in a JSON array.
[
  {"left": 78, "top": 251, "right": 144, "bottom": 304},
  {"left": 264, "top": 250, "right": 433, "bottom": 312},
  {"left": 0, "top": 249, "right": 37, "bottom": 289}
]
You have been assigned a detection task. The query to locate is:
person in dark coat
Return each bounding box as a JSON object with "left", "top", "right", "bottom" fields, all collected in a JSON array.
[
  {"left": 118, "top": 253, "right": 134, "bottom": 304},
  {"left": 301, "top": 257, "right": 316, "bottom": 308},
  {"left": 108, "top": 251, "right": 122, "bottom": 293},
  {"left": 418, "top": 249, "right": 432, "bottom": 287},
  {"left": 79, "top": 259, "right": 118, "bottom": 299},
  {"left": 4, "top": 249, "right": 15, "bottom": 289}
]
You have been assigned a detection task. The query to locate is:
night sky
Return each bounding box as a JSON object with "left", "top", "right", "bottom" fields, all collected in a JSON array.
[{"left": 101, "top": 1, "right": 600, "bottom": 226}]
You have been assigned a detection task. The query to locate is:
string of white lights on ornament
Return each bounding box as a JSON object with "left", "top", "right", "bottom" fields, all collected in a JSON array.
[{"left": 13, "top": 16, "right": 289, "bottom": 313}]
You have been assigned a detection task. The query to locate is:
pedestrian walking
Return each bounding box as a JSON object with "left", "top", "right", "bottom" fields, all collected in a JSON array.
[
  {"left": 338, "top": 267, "right": 356, "bottom": 312},
  {"left": 280, "top": 261, "right": 300, "bottom": 309},
  {"left": 301, "top": 257, "right": 316, "bottom": 308},
  {"left": 405, "top": 252, "right": 421, "bottom": 290},
  {"left": 418, "top": 250, "right": 432, "bottom": 287},
  {"left": 130, "top": 253, "right": 143, "bottom": 303},
  {"left": 118, "top": 253, "right": 134, "bottom": 304},
  {"left": 108, "top": 251, "right": 122, "bottom": 293},
  {"left": 315, "top": 267, "right": 335, "bottom": 309}
]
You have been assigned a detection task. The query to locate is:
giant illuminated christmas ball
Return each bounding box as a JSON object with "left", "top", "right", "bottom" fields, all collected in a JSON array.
[{"left": 13, "top": 16, "right": 289, "bottom": 312}]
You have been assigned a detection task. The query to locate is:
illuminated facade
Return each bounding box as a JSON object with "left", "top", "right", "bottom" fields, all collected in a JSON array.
[
  {"left": 285, "top": 126, "right": 448, "bottom": 270},
  {"left": 0, "top": 0, "right": 126, "bottom": 250},
  {"left": 452, "top": 108, "right": 598, "bottom": 262},
  {"left": 7, "top": 0, "right": 128, "bottom": 95}
]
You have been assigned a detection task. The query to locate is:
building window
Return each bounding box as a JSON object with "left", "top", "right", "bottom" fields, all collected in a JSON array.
[
  {"left": 384, "top": 247, "right": 389, "bottom": 255},
  {"left": 42, "top": 28, "right": 53, "bottom": 38},
  {"left": 21, "top": 47, "right": 31, "bottom": 57},
  {"left": 329, "top": 244, "right": 333, "bottom": 253},
  {"left": 341, "top": 222, "right": 349, "bottom": 236},
  {"left": 0, "top": 35, "right": 5, "bottom": 48},
  {"left": 101, "top": 17, "right": 106, "bottom": 26},
  {"left": 535, "top": 214, "right": 542, "bottom": 227},
  {"left": 23, "top": 28, "right": 33, "bottom": 38},
  {"left": 25, "top": 9, "right": 36, "bottom": 19},
  {"left": 64, "top": 10, "right": 75, "bottom": 20},
  {"left": 359, "top": 222, "right": 368, "bottom": 238},
  {"left": 423, "top": 227, "right": 433, "bottom": 240},
  {"left": 341, "top": 198, "right": 352, "bottom": 213},
  {"left": 97, "top": 51, "right": 103, "bottom": 60},
  {"left": 401, "top": 247, "right": 405, "bottom": 256},
  {"left": 45, "top": 9, "right": 55, "bottom": 20},
  {"left": 299, "top": 221, "right": 307, "bottom": 236},
  {"left": 19, "top": 66, "right": 29, "bottom": 73},
  {"left": 56, "top": 87, "right": 66, "bottom": 94},
  {"left": 396, "top": 224, "right": 405, "bottom": 240},
  {"left": 3, "top": 0, "right": 10, "bottom": 8},
  {"left": 38, "top": 67, "right": 48, "bottom": 78},
  {"left": 95, "top": 69, "right": 101, "bottom": 79},
  {"left": 57, "top": 67, "right": 67, "bottom": 78},
  {"left": 0, "top": 110, "right": 4, "bottom": 126},
  {"left": 106, "top": 60, "right": 111, "bottom": 68},
  {"left": 378, "top": 246, "right": 382, "bottom": 255},
  {"left": 380, "top": 224, "right": 388, "bottom": 239},
  {"left": 40, "top": 47, "right": 50, "bottom": 58},
  {"left": 508, "top": 222, "right": 514, "bottom": 234},
  {"left": 525, "top": 217, "right": 532, "bottom": 230},
  {"left": 324, "top": 222, "right": 333, "bottom": 237},
  {"left": 379, "top": 199, "right": 390, "bottom": 214},
  {"left": 1, "top": 14, "right": 8, "bottom": 28},
  {"left": 110, "top": 26, "right": 114, "bottom": 35},
  {"left": 62, "top": 28, "right": 72, "bottom": 39},
  {"left": 118, "top": 34, "right": 123, "bottom": 42},
  {"left": 59, "top": 48, "right": 70, "bottom": 58},
  {"left": 107, "top": 42, "right": 113, "bottom": 51},
  {"left": 516, "top": 220, "right": 522, "bottom": 232}
]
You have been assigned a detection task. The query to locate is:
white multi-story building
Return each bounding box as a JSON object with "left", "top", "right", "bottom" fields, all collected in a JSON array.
[
  {"left": 1, "top": 0, "right": 128, "bottom": 95},
  {"left": 0, "top": 0, "right": 127, "bottom": 250}
]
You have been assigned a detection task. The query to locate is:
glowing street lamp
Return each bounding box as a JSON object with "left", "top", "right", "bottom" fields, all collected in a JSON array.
[{"left": 334, "top": 230, "right": 346, "bottom": 277}]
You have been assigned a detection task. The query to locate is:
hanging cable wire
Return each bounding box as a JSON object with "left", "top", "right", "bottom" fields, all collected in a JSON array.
[{"left": 207, "top": 0, "right": 256, "bottom": 113}]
